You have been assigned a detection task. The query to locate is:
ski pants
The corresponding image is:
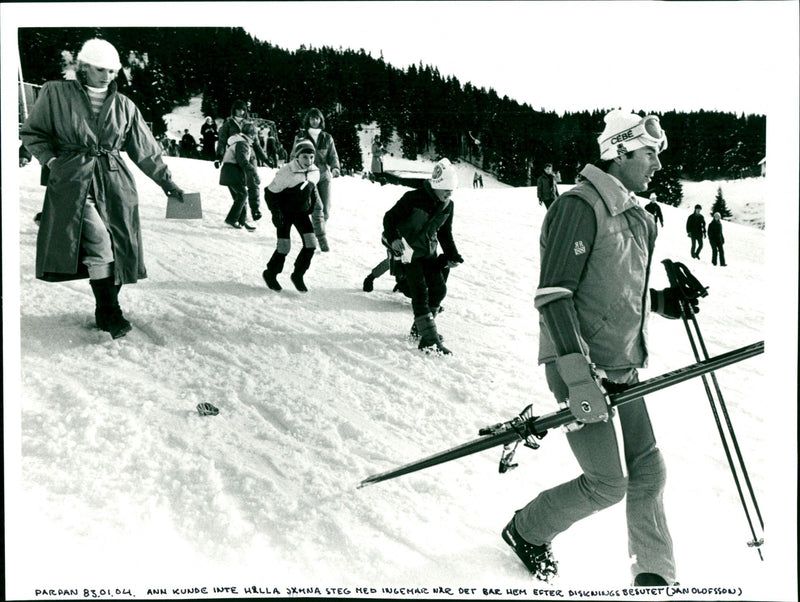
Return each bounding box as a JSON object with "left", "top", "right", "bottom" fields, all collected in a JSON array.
[
  {"left": 514, "top": 364, "right": 676, "bottom": 584},
  {"left": 404, "top": 256, "right": 447, "bottom": 317},
  {"left": 266, "top": 212, "right": 316, "bottom": 276}
]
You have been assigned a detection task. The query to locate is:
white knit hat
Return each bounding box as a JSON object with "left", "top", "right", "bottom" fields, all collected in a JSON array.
[
  {"left": 77, "top": 39, "right": 121, "bottom": 70},
  {"left": 430, "top": 158, "right": 458, "bottom": 190},
  {"left": 597, "top": 109, "right": 667, "bottom": 160}
]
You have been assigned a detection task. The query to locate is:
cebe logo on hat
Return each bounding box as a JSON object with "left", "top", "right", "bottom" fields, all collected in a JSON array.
[
  {"left": 597, "top": 109, "right": 668, "bottom": 161},
  {"left": 76, "top": 38, "right": 122, "bottom": 71},
  {"left": 430, "top": 158, "right": 458, "bottom": 190}
]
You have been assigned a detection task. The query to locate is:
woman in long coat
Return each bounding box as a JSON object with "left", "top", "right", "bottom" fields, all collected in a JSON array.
[{"left": 20, "top": 38, "right": 184, "bottom": 339}]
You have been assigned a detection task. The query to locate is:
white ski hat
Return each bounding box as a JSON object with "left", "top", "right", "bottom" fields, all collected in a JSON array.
[
  {"left": 430, "top": 158, "right": 458, "bottom": 190},
  {"left": 598, "top": 109, "right": 667, "bottom": 160},
  {"left": 77, "top": 38, "right": 121, "bottom": 70}
]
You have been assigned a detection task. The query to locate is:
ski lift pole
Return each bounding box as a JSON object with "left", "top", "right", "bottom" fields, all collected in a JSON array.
[{"left": 662, "top": 260, "right": 764, "bottom": 560}]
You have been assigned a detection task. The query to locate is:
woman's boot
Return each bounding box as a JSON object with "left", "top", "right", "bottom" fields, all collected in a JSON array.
[{"left": 90, "top": 277, "right": 132, "bottom": 339}]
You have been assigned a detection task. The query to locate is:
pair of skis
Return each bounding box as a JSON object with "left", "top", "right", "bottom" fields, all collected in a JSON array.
[
  {"left": 358, "top": 339, "right": 763, "bottom": 487},
  {"left": 359, "top": 261, "right": 765, "bottom": 559}
]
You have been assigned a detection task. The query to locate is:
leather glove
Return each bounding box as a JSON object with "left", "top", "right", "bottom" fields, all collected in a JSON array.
[
  {"left": 214, "top": 160, "right": 221, "bottom": 169},
  {"left": 390, "top": 239, "right": 405, "bottom": 256},
  {"left": 271, "top": 210, "right": 284, "bottom": 228},
  {"left": 555, "top": 353, "right": 609, "bottom": 424},
  {"left": 651, "top": 287, "right": 699, "bottom": 320},
  {"left": 446, "top": 254, "right": 464, "bottom": 268},
  {"left": 163, "top": 181, "right": 184, "bottom": 202}
]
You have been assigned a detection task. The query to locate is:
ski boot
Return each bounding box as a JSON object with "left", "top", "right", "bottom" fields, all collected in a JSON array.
[
  {"left": 634, "top": 573, "right": 669, "bottom": 586},
  {"left": 501, "top": 516, "right": 558, "bottom": 582},
  {"left": 414, "top": 313, "right": 451, "bottom": 355}
]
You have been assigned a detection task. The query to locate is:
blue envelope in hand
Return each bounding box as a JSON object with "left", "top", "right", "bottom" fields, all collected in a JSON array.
[{"left": 166, "top": 192, "right": 202, "bottom": 219}]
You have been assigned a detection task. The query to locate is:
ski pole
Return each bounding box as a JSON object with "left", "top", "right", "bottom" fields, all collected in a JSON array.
[
  {"left": 662, "top": 260, "right": 765, "bottom": 559},
  {"left": 358, "top": 341, "right": 764, "bottom": 488}
]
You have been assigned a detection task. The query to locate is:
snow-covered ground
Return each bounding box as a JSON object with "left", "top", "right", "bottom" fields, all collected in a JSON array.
[{"left": 3, "top": 108, "right": 796, "bottom": 601}]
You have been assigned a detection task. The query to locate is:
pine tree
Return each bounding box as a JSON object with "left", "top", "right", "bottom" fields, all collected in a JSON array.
[
  {"left": 711, "top": 187, "right": 733, "bottom": 219},
  {"left": 649, "top": 164, "right": 684, "bottom": 207}
]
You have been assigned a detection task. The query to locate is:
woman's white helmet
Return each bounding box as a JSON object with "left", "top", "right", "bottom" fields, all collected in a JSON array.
[{"left": 77, "top": 38, "right": 121, "bottom": 70}]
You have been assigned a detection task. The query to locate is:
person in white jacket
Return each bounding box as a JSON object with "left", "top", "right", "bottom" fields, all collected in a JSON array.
[{"left": 262, "top": 140, "right": 328, "bottom": 292}]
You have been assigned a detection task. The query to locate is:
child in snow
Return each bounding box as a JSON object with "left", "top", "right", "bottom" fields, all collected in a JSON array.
[
  {"left": 362, "top": 234, "right": 451, "bottom": 298},
  {"left": 262, "top": 140, "right": 329, "bottom": 292},
  {"left": 382, "top": 158, "right": 463, "bottom": 354},
  {"left": 219, "top": 120, "right": 260, "bottom": 231}
]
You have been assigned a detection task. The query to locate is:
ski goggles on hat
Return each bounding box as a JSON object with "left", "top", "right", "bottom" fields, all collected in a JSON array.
[{"left": 600, "top": 115, "right": 668, "bottom": 159}]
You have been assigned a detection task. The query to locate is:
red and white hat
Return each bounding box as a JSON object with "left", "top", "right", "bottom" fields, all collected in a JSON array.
[{"left": 598, "top": 109, "right": 668, "bottom": 160}]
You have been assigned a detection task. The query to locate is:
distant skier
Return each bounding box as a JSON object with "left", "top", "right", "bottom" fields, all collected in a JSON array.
[
  {"left": 381, "top": 158, "right": 463, "bottom": 354},
  {"left": 179, "top": 129, "right": 197, "bottom": 158},
  {"left": 262, "top": 140, "right": 329, "bottom": 292},
  {"left": 536, "top": 163, "right": 559, "bottom": 209},
  {"left": 200, "top": 117, "right": 218, "bottom": 161},
  {"left": 502, "top": 109, "right": 700, "bottom": 586},
  {"left": 644, "top": 192, "right": 664, "bottom": 230},
  {"left": 686, "top": 204, "right": 706, "bottom": 259},
  {"left": 708, "top": 212, "right": 727, "bottom": 266},
  {"left": 371, "top": 136, "right": 385, "bottom": 175},
  {"left": 19, "top": 38, "right": 185, "bottom": 340}
]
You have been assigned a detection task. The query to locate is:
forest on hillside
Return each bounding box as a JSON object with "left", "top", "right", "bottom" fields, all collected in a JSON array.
[{"left": 18, "top": 27, "right": 766, "bottom": 202}]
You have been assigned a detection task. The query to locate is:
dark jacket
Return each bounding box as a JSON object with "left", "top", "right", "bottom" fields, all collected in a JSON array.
[
  {"left": 686, "top": 212, "right": 706, "bottom": 238},
  {"left": 644, "top": 201, "right": 664, "bottom": 227},
  {"left": 708, "top": 219, "right": 724, "bottom": 244},
  {"left": 382, "top": 182, "right": 461, "bottom": 262},
  {"left": 20, "top": 79, "right": 176, "bottom": 283},
  {"left": 537, "top": 173, "right": 559, "bottom": 205}
]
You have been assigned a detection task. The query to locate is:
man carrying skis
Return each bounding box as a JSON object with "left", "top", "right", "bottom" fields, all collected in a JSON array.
[
  {"left": 382, "top": 158, "right": 463, "bottom": 354},
  {"left": 502, "top": 109, "right": 698, "bottom": 585}
]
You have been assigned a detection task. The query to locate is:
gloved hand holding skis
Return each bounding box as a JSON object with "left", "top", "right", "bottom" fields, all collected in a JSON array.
[
  {"left": 651, "top": 287, "right": 699, "bottom": 319},
  {"left": 555, "top": 353, "right": 609, "bottom": 423}
]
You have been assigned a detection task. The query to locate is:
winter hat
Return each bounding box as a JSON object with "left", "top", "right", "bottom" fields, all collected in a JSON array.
[
  {"left": 76, "top": 39, "right": 121, "bottom": 70},
  {"left": 293, "top": 140, "right": 315, "bottom": 156},
  {"left": 598, "top": 109, "right": 667, "bottom": 160},
  {"left": 430, "top": 158, "right": 458, "bottom": 190}
]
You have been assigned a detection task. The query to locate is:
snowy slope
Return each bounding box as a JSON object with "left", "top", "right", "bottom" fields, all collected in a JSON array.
[{"left": 4, "top": 141, "right": 796, "bottom": 600}]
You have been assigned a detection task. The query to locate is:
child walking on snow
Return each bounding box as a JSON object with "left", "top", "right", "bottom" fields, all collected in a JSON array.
[
  {"left": 262, "top": 140, "right": 329, "bottom": 292},
  {"left": 382, "top": 158, "right": 463, "bottom": 354}
]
